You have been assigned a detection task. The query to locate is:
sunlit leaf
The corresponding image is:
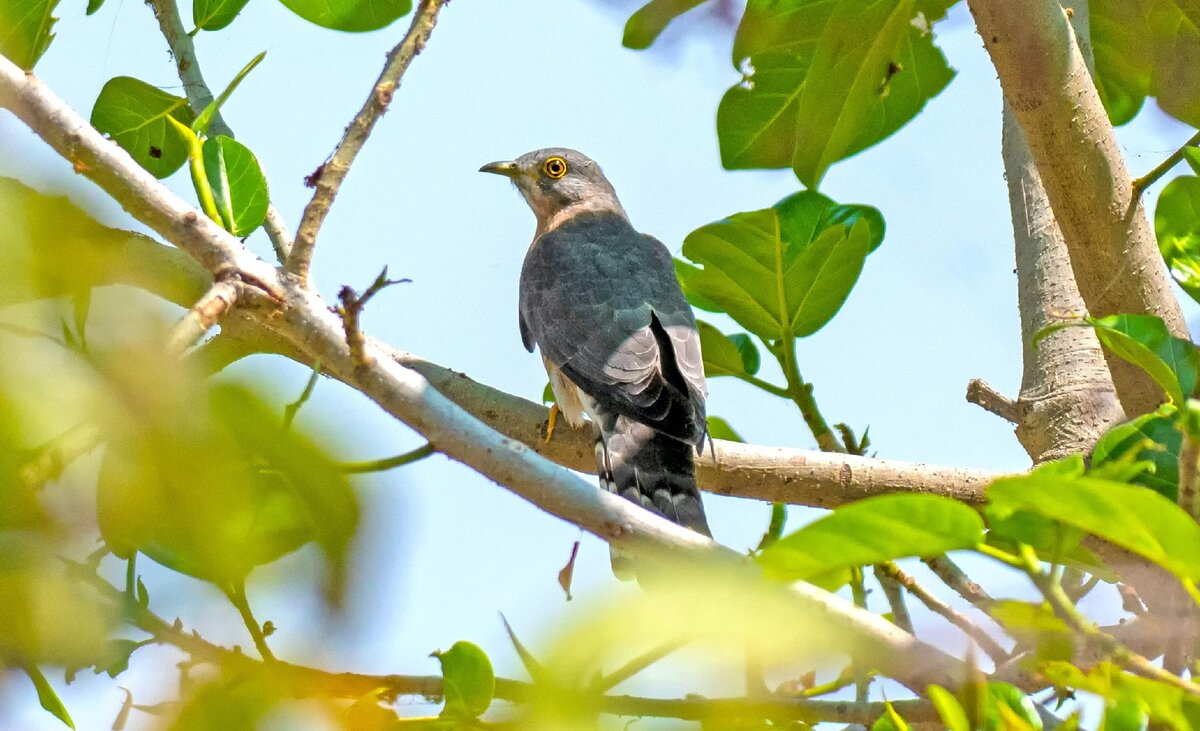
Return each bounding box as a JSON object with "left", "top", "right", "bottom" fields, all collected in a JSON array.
[
  {"left": 622, "top": 0, "right": 707, "bottom": 49},
  {"left": 202, "top": 136, "right": 269, "bottom": 236},
  {"left": 1042, "top": 661, "right": 1200, "bottom": 731},
  {"left": 681, "top": 191, "right": 879, "bottom": 342},
  {"left": 1084, "top": 314, "right": 1199, "bottom": 405},
  {"left": 276, "top": 0, "right": 410, "bottom": 32},
  {"left": 706, "top": 415, "right": 744, "bottom": 443},
  {"left": 90, "top": 78, "right": 197, "bottom": 179},
  {"left": 986, "top": 683, "right": 1042, "bottom": 731},
  {"left": 696, "top": 320, "right": 761, "bottom": 380},
  {"left": 434, "top": 641, "right": 495, "bottom": 719},
  {"left": 25, "top": 665, "right": 74, "bottom": 729},
  {"left": 1155, "top": 174, "right": 1200, "bottom": 306},
  {"left": 1091, "top": 406, "right": 1181, "bottom": 500},
  {"left": 0, "top": 0, "right": 58, "bottom": 69},
  {"left": 758, "top": 494, "right": 984, "bottom": 582},
  {"left": 193, "top": 0, "right": 251, "bottom": 30},
  {"left": 988, "top": 471, "right": 1200, "bottom": 582},
  {"left": 988, "top": 601, "right": 1074, "bottom": 663},
  {"left": 872, "top": 700, "right": 910, "bottom": 731},
  {"left": 928, "top": 685, "right": 970, "bottom": 731},
  {"left": 1091, "top": 0, "right": 1200, "bottom": 127},
  {"left": 719, "top": 0, "right": 955, "bottom": 185}
]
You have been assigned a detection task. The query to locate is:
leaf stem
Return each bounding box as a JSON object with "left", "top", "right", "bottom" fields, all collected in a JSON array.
[
  {"left": 336, "top": 443, "right": 435, "bottom": 473},
  {"left": 728, "top": 370, "right": 791, "bottom": 398},
  {"left": 1132, "top": 128, "right": 1200, "bottom": 194},
  {"left": 225, "top": 581, "right": 275, "bottom": 662},
  {"left": 777, "top": 338, "right": 845, "bottom": 453}
]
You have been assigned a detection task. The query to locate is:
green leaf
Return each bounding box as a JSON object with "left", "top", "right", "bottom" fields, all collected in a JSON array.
[
  {"left": 988, "top": 601, "right": 1074, "bottom": 664},
  {"left": 987, "top": 683, "right": 1043, "bottom": 731},
  {"left": 0, "top": 0, "right": 58, "bottom": 69},
  {"left": 1091, "top": 0, "right": 1200, "bottom": 127},
  {"left": 541, "top": 382, "right": 555, "bottom": 404},
  {"left": 757, "top": 494, "right": 985, "bottom": 582},
  {"left": 718, "top": 0, "right": 955, "bottom": 185},
  {"left": 681, "top": 191, "right": 878, "bottom": 341},
  {"left": 85, "top": 0, "right": 102, "bottom": 14},
  {"left": 90, "top": 77, "right": 197, "bottom": 179},
  {"left": 696, "top": 320, "right": 762, "bottom": 380},
  {"left": 928, "top": 685, "right": 970, "bottom": 731},
  {"left": 276, "top": 0, "right": 410, "bottom": 32},
  {"left": 1042, "top": 661, "right": 1200, "bottom": 731},
  {"left": 987, "top": 471, "right": 1200, "bottom": 582},
  {"left": 1087, "top": 314, "right": 1199, "bottom": 404},
  {"left": 623, "top": 0, "right": 707, "bottom": 49},
  {"left": 433, "top": 641, "right": 494, "bottom": 720},
  {"left": 193, "top": 0, "right": 251, "bottom": 30},
  {"left": 1091, "top": 406, "right": 1181, "bottom": 500},
  {"left": 1155, "top": 174, "right": 1200, "bottom": 306},
  {"left": 872, "top": 700, "right": 910, "bottom": 731},
  {"left": 192, "top": 52, "right": 265, "bottom": 133},
  {"left": 25, "top": 665, "right": 73, "bottom": 728},
  {"left": 202, "top": 136, "right": 269, "bottom": 236},
  {"left": 706, "top": 415, "right": 744, "bottom": 443},
  {"left": 1185, "top": 147, "right": 1200, "bottom": 176},
  {"left": 674, "top": 258, "right": 724, "bottom": 312}
]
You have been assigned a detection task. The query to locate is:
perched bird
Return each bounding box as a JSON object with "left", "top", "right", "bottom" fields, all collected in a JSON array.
[{"left": 480, "top": 148, "right": 711, "bottom": 575}]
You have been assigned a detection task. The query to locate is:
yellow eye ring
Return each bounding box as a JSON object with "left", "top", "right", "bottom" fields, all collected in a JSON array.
[{"left": 542, "top": 156, "right": 568, "bottom": 179}]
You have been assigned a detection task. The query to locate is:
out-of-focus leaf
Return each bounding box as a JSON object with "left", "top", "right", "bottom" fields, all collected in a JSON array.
[
  {"left": 1185, "top": 146, "right": 1200, "bottom": 175},
  {"left": 0, "top": 0, "right": 58, "bottom": 68},
  {"left": 25, "top": 665, "right": 74, "bottom": 729},
  {"left": 681, "top": 191, "right": 879, "bottom": 341},
  {"left": 90, "top": 77, "right": 196, "bottom": 179},
  {"left": 167, "top": 673, "right": 284, "bottom": 730},
  {"left": 988, "top": 601, "right": 1074, "bottom": 663},
  {"left": 191, "top": 52, "right": 265, "bottom": 135},
  {"left": 85, "top": 0, "right": 103, "bottom": 13},
  {"left": 202, "top": 136, "right": 269, "bottom": 236},
  {"left": 758, "top": 494, "right": 984, "bottom": 582},
  {"left": 706, "top": 415, "right": 744, "bottom": 443},
  {"left": 433, "top": 641, "right": 495, "bottom": 720},
  {"left": 1091, "top": 0, "right": 1200, "bottom": 127},
  {"left": 193, "top": 0, "right": 251, "bottom": 30},
  {"left": 1155, "top": 174, "right": 1200, "bottom": 306},
  {"left": 696, "top": 320, "right": 761, "bottom": 380},
  {"left": 988, "top": 471, "right": 1200, "bottom": 582},
  {"left": 718, "top": 0, "right": 955, "bottom": 185},
  {"left": 872, "top": 700, "right": 909, "bottom": 731},
  {"left": 622, "top": 0, "right": 707, "bottom": 49},
  {"left": 1091, "top": 406, "right": 1181, "bottom": 500},
  {"left": 1042, "top": 662, "right": 1200, "bottom": 731},
  {"left": 986, "top": 683, "right": 1042, "bottom": 731},
  {"left": 276, "top": 0, "right": 409, "bottom": 32},
  {"left": 96, "top": 350, "right": 358, "bottom": 595},
  {"left": 928, "top": 685, "right": 970, "bottom": 731},
  {"left": 1083, "top": 314, "right": 1199, "bottom": 404},
  {"left": 0, "top": 178, "right": 209, "bottom": 308}
]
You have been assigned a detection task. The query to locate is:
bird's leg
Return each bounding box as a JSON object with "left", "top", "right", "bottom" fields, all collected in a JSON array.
[{"left": 545, "top": 403, "right": 561, "bottom": 443}]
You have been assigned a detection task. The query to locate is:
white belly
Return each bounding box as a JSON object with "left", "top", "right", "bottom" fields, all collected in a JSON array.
[{"left": 543, "top": 356, "right": 597, "bottom": 428}]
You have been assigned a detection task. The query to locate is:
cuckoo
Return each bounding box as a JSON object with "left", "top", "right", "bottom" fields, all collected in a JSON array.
[{"left": 480, "top": 148, "right": 711, "bottom": 574}]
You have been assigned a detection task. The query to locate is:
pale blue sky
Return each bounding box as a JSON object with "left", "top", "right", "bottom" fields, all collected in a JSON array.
[{"left": 1, "top": 1, "right": 1197, "bottom": 728}]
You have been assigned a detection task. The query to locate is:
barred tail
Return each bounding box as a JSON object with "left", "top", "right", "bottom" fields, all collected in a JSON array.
[{"left": 592, "top": 413, "right": 710, "bottom": 580}]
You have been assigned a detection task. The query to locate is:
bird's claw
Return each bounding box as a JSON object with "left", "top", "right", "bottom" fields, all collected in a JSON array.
[{"left": 545, "top": 403, "right": 560, "bottom": 443}]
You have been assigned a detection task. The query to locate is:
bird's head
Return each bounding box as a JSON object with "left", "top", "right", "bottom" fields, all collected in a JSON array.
[{"left": 480, "top": 148, "right": 626, "bottom": 233}]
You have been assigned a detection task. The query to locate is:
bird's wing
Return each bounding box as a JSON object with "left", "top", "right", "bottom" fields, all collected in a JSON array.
[{"left": 518, "top": 212, "right": 706, "bottom": 445}]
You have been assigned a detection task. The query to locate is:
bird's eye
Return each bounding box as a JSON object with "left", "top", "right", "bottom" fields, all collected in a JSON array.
[{"left": 542, "top": 157, "right": 568, "bottom": 179}]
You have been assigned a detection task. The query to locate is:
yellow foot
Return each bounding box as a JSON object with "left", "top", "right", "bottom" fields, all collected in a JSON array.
[{"left": 545, "top": 403, "right": 560, "bottom": 443}]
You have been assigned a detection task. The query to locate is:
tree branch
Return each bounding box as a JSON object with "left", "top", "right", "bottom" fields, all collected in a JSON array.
[
  {"left": 166, "top": 276, "right": 240, "bottom": 353},
  {"left": 992, "top": 0, "right": 1125, "bottom": 461},
  {"left": 0, "top": 52, "right": 973, "bottom": 694},
  {"left": 966, "top": 0, "right": 1189, "bottom": 416},
  {"left": 287, "top": 0, "right": 447, "bottom": 281},
  {"left": 146, "top": 0, "right": 293, "bottom": 261}
]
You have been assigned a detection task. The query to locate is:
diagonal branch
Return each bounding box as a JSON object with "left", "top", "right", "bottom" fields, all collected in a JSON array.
[
  {"left": 0, "top": 50, "right": 973, "bottom": 694},
  {"left": 146, "top": 0, "right": 293, "bottom": 261},
  {"left": 166, "top": 275, "right": 240, "bottom": 353},
  {"left": 287, "top": 0, "right": 447, "bottom": 281},
  {"left": 966, "top": 0, "right": 1188, "bottom": 416}
]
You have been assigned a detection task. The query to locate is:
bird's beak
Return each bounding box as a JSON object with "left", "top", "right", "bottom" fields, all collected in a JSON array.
[{"left": 479, "top": 160, "right": 519, "bottom": 178}]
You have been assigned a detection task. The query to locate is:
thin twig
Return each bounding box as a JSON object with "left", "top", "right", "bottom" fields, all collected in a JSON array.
[
  {"left": 145, "top": 0, "right": 293, "bottom": 261},
  {"left": 778, "top": 340, "right": 845, "bottom": 452},
  {"left": 923, "top": 555, "right": 994, "bottom": 610},
  {"left": 18, "top": 422, "right": 104, "bottom": 489},
  {"left": 166, "top": 277, "right": 240, "bottom": 354},
  {"left": 965, "top": 379, "right": 1021, "bottom": 424},
  {"left": 877, "top": 561, "right": 1007, "bottom": 662},
  {"left": 334, "top": 267, "right": 410, "bottom": 367},
  {"left": 64, "top": 560, "right": 942, "bottom": 724},
  {"left": 1132, "top": 128, "right": 1200, "bottom": 194},
  {"left": 874, "top": 565, "right": 914, "bottom": 634},
  {"left": 336, "top": 443, "right": 435, "bottom": 473},
  {"left": 283, "top": 360, "right": 323, "bottom": 430},
  {"left": 224, "top": 581, "right": 276, "bottom": 663},
  {"left": 590, "top": 639, "right": 688, "bottom": 694},
  {"left": 288, "top": 0, "right": 448, "bottom": 281}
]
